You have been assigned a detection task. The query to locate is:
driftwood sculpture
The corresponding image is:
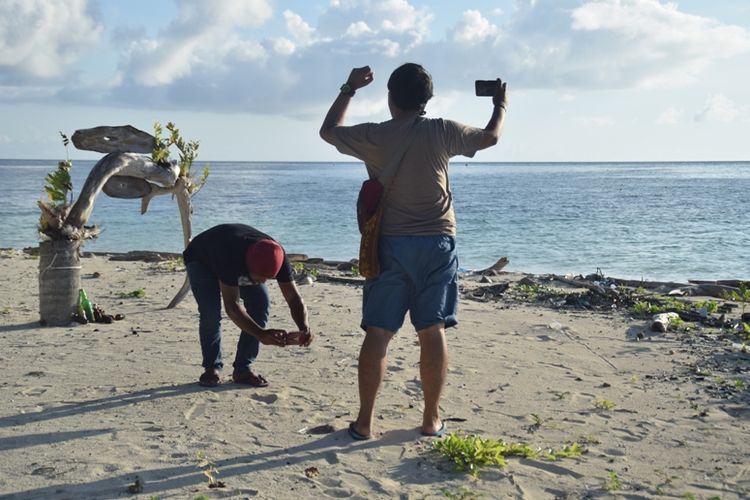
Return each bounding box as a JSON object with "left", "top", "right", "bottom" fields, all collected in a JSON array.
[{"left": 69, "top": 125, "right": 197, "bottom": 309}]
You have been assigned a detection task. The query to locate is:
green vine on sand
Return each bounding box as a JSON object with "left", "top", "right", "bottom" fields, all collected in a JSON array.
[{"left": 432, "top": 433, "right": 583, "bottom": 478}]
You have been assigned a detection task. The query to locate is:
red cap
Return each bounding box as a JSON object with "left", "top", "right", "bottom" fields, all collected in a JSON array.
[{"left": 245, "top": 239, "right": 284, "bottom": 279}]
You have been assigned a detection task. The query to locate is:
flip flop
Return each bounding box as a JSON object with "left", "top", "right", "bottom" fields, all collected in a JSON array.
[
  {"left": 232, "top": 371, "right": 269, "bottom": 387},
  {"left": 198, "top": 371, "right": 221, "bottom": 387},
  {"left": 421, "top": 422, "right": 446, "bottom": 437},
  {"left": 348, "top": 422, "right": 371, "bottom": 441}
]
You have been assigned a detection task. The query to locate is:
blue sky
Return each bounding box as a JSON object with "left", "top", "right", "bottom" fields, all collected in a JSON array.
[{"left": 1, "top": 0, "right": 749, "bottom": 162}]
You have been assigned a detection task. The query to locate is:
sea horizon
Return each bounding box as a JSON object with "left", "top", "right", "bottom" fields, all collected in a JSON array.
[{"left": 2, "top": 159, "right": 749, "bottom": 284}]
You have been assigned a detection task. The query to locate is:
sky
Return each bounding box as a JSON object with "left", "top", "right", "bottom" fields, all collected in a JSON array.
[{"left": 1, "top": 0, "right": 749, "bottom": 162}]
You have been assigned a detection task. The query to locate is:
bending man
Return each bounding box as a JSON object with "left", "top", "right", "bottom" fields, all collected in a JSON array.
[{"left": 183, "top": 223, "right": 312, "bottom": 387}]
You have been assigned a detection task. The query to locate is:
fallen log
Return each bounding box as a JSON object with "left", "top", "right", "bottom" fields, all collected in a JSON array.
[
  {"left": 669, "top": 284, "right": 740, "bottom": 298},
  {"left": 688, "top": 279, "right": 747, "bottom": 287},
  {"left": 550, "top": 274, "right": 609, "bottom": 295},
  {"left": 71, "top": 125, "right": 155, "bottom": 154}
]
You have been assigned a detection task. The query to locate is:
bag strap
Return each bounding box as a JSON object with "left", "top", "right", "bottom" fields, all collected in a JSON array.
[{"left": 377, "top": 117, "right": 420, "bottom": 193}]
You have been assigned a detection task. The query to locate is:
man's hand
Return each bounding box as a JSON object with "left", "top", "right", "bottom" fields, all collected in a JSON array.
[
  {"left": 493, "top": 78, "right": 508, "bottom": 109},
  {"left": 347, "top": 66, "right": 374, "bottom": 91},
  {"left": 284, "top": 329, "right": 314, "bottom": 346},
  {"left": 259, "top": 329, "right": 288, "bottom": 347}
]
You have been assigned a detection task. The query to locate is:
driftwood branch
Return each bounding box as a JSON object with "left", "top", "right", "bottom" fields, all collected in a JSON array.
[
  {"left": 71, "top": 125, "right": 155, "bottom": 154},
  {"left": 165, "top": 177, "right": 193, "bottom": 309}
]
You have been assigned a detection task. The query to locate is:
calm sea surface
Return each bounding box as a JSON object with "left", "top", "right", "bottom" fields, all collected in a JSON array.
[{"left": 1, "top": 159, "right": 748, "bottom": 283}]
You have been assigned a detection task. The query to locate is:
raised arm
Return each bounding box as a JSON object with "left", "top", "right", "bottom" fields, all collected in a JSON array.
[
  {"left": 319, "top": 66, "right": 374, "bottom": 145},
  {"left": 477, "top": 78, "right": 508, "bottom": 151}
]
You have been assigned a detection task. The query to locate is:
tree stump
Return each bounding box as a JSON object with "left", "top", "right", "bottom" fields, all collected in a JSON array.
[{"left": 38, "top": 240, "right": 82, "bottom": 326}]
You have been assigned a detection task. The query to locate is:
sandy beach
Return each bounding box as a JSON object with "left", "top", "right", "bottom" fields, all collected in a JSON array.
[{"left": 0, "top": 249, "right": 748, "bottom": 499}]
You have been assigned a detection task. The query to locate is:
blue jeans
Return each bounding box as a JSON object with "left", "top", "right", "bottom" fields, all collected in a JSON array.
[{"left": 186, "top": 261, "right": 270, "bottom": 374}]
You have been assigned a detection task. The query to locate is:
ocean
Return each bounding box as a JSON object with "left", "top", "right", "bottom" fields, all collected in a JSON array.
[{"left": 1, "top": 159, "right": 748, "bottom": 283}]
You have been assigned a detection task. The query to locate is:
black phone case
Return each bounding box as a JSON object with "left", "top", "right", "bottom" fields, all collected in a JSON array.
[{"left": 475, "top": 80, "right": 497, "bottom": 96}]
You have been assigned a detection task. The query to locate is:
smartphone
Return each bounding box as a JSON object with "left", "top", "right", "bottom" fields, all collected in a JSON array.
[{"left": 475, "top": 80, "right": 500, "bottom": 97}]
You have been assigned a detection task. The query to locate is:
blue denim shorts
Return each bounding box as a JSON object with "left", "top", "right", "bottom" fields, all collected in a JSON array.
[{"left": 361, "top": 234, "right": 459, "bottom": 332}]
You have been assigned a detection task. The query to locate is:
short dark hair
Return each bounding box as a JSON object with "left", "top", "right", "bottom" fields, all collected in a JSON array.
[{"left": 387, "top": 63, "right": 433, "bottom": 115}]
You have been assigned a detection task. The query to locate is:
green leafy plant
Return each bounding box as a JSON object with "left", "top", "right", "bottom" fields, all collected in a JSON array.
[
  {"left": 432, "top": 434, "right": 582, "bottom": 478},
  {"left": 725, "top": 282, "right": 749, "bottom": 315},
  {"left": 440, "top": 486, "right": 483, "bottom": 499},
  {"left": 152, "top": 121, "right": 209, "bottom": 194},
  {"left": 351, "top": 263, "right": 360, "bottom": 276},
  {"left": 433, "top": 434, "right": 533, "bottom": 477},
  {"left": 605, "top": 471, "right": 622, "bottom": 491},
  {"left": 593, "top": 398, "right": 616, "bottom": 411},
  {"left": 118, "top": 288, "right": 146, "bottom": 298},
  {"left": 668, "top": 315, "right": 685, "bottom": 330},
  {"left": 38, "top": 132, "right": 75, "bottom": 238},
  {"left": 693, "top": 300, "right": 719, "bottom": 314}
]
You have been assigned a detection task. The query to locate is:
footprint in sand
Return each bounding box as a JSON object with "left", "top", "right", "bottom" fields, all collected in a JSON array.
[
  {"left": 183, "top": 402, "right": 207, "bottom": 420},
  {"left": 250, "top": 393, "right": 279, "bottom": 404}
]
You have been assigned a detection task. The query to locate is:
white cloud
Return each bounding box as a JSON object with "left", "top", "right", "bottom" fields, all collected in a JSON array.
[
  {"left": 284, "top": 10, "right": 317, "bottom": 46},
  {"left": 2, "top": 0, "right": 749, "bottom": 122},
  {"left": 656, "top": 107, "right": 683, "bottom": 125},
  {"left": 0, "top": 0, "right": 102, "bottom": 82},
  {"left": 346, "top": 21, "right": 373, "bottom": 37},
  {"left": 120, "top": 0, "right": 273, "bottom": 86},
  {"left": 694, "top": 94, "right": 741, "bottom": 122},
  {"left": 569, "top": 0, "right": 750, "bottom": 87},
  {"left": 452, "top": 10, "right": 500, "bottom": 43}
]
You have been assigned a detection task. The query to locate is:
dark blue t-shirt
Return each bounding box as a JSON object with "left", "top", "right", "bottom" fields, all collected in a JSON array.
[{"left": 183, "top": 224, "right": 293, "bottom": 286}]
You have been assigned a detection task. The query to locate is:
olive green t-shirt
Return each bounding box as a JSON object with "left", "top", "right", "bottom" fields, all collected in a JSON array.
[{"left": 331, "top": 116, "right": 485, "bottom": 236}]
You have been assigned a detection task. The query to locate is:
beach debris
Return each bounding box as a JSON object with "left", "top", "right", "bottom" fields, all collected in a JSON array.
[
  {"left": 478, "top": 256, "right": 509, "bottom": 276},
  {"left": 651, "top": 312, "right": 680, "bottom": 333},
  {"left": 304, "top": 466, "right": 320, "bottom": 478},
  {"left": 197, "top": 451, "right": 225, "bottom": 488},
  {"left": 126, "top": 477, "right": 143, "bottom": 494}
]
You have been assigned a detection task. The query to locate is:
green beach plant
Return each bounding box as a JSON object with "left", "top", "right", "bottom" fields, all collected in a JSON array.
[
  {"left": 593, "top": 398, "right": 616, "bottom": 411},
  {"left": 605, "top": 471, "right": 622, "bottom": 491},
  {"left": 440, "top": 486, "right": 483, "bottom": 499},
  {"left": 118, "top": 288, "right": 146, "bottom": 299},
  {"left": 152, "top": 121, "right": 209, "bottom": 195},
  {"left": 432, "top": 434, "right": 582, "bottom": 478},
  {"left": 37, "top": 132, "right": 75, "bottom": 238}
]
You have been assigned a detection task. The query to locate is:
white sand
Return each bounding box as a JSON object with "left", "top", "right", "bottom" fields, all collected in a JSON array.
[{"left": 0, "top": 250, "right": 748, "bottom": 499}]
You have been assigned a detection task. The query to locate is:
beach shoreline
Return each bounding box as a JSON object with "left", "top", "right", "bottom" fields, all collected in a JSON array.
[{"left": 0, "top": 250, "right": 748, "bottom": 499}]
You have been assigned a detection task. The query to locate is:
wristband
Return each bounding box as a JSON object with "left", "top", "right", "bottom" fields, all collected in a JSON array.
[{"left": 340, "top": 82, "right": 355, "bottom": 97}]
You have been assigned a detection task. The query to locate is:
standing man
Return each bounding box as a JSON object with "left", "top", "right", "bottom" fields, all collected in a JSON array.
[
  {"left": 320, "top": 63, "right": 507, "bottom": 439},
  {"left": 183, "top": 223, "right": 312, "bottom": 387}
]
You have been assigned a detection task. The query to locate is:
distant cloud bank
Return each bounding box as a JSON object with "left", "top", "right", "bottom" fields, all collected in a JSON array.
[{"left": 1, "top": 0, "right": 749, "bottom": 117}]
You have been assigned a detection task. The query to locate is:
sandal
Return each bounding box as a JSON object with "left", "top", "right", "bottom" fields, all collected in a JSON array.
[
  {"left": 232, "top": 371, "right": 269, "bottom": 387},
  {"left": 199, "top": 369, "right": 221, "bottom": 387}
]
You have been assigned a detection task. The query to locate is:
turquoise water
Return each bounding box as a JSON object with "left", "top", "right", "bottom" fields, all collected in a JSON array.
[{"left": 1, "top": 159, "right": 748, "bottom": 282}]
